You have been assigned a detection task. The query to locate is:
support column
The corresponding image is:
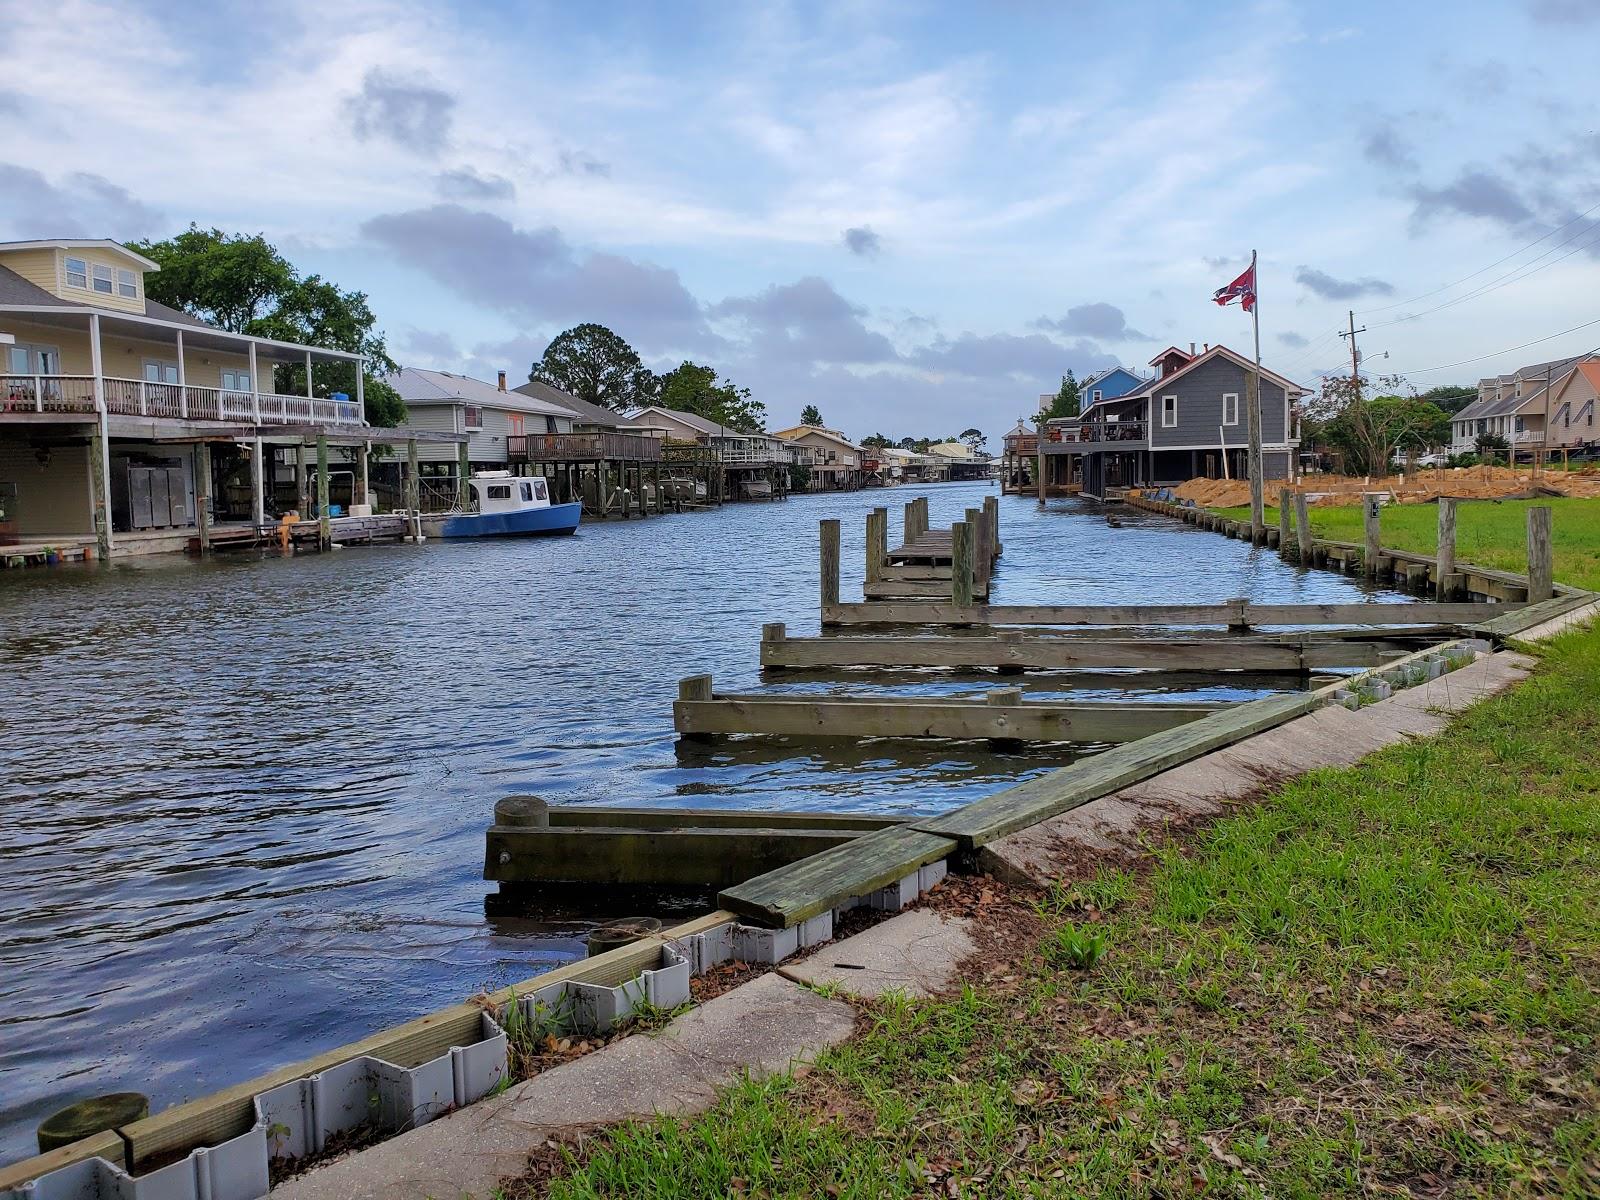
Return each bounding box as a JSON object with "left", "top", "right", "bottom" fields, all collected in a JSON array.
[
  {"left": 195, "top": 441, "right": 213, "bottom": 554},
  {"left": 1277, "top": 487, "right": 1292, "bottom": 560},
  {"left": 406, "top": 439, "right": 420, "bottom": 511},
  {"left": 598, "top": 458, "right": 609, "bottom": 516},
  {"left": 355, "top": 357, "right": 366, "bottom": 424},
  {"left": 819, "top": 518, "right": 841, "bottom": 616},
  {"left": 249, "top": 342, "right": 260, "bottom": 424},
  {"left": 251, "top": 436, "right": 265, "bottom": 527},
  {"left": 304, "top": 350, "right": 314, "bottom": 415},
  {"left": 357, "top": 442, "right": 370, "bottom": 508},
  {"left": 295, "top": 443, "right": 308, "bottom": 516},
  {"left": 176, "top": 328, "right": 187, "bottom": 418},
  {"left": 951, "top": 521, "right": 974, "bottom": 608},
  {"left": 316, "top": 434, "right": 330, "bottom": 551},
  {"left": 457, "top": 441, "right": 471, "bottom": 510},
  {"left": 865, "top": 507, "right": 886, "bottom": 583},
  {"left": 1035, "top": 444, "right": 1046, "bottom": 507},
  {"left": 88, "top": 313, "right": 113, "bottom": 558}
]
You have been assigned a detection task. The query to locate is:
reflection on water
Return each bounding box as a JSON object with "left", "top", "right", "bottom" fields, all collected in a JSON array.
[{"left": 0, "top": 483, "right": 1408, "bottom": 1162}]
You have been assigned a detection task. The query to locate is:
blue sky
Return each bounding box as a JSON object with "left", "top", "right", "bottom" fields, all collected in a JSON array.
[{"left": 3, "top": 0, "right": 1597, "bottom": 439}]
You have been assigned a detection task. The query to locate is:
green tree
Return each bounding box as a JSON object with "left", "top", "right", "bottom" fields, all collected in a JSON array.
[
  {"left": 1308, "top": 374, "right": 1451, "bottom": 474},
  {"left": 657, "top": 361, "right": 768, "bottom": 433},
  {"left": 1418, "top": 384, "right": 1478, "bottom": 415},
  {"left": 860, "top": 433, "right": 893, "bottom": 449},
  {"left": 1049, "top": 370, "right": 1081, "bottom": 419},
  {"left": 131, "top": 225, "right": 405, "bottom": 425},
  {"left": 799, "top": 404, "right": 824, "bottom": 426},
  {"left": 531, "top": 323, "right": 658, "bottom": 412},
  {"left": 959, "top": 426, "right": 985, "bottom": 454}
]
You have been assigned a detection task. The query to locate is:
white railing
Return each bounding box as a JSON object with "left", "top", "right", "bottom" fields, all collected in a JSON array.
[
  {"left": 1, "top": 375, "right": 363, "bottom": 427},
  {"left": 718, "top": 443, "right": 793, "bottom": 465}
]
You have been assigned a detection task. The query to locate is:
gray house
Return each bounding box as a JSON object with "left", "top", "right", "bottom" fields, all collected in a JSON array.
[
  {"left": 386, "top": 368, "right": 577, "bottom": 471},
  {"left": 1042, "top": 345, "right": 1304, "bottom": 498}
]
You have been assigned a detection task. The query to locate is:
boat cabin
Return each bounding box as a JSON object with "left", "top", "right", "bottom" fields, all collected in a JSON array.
[{"left": 472, "top": 470, "right": 548, "bottom": 512}]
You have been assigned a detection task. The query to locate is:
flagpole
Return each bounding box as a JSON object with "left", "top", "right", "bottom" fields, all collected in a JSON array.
[{"left": 1247, "top": 248, "right": 1264, "bottom": 542}]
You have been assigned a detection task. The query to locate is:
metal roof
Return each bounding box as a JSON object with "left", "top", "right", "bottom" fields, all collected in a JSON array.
[
  {"left": 514, "top": 379, "right": 619, "bottom": 427},
  {"left": 388, "top": 367, "right": 578, "bottom": 417}
]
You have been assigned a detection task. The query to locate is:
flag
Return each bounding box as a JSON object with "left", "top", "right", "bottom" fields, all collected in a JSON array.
[{"left": 1212, "top": 263, "right": 1256, "bottom": 312}]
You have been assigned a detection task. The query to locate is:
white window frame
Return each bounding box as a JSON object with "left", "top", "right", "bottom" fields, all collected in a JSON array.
[
  {"left": 64, "top": 257, "right": 88, "bottom": 289},
  {"left": 1091, "top": 389, "right": 1102, "bottom": 404},
  {"left": 1221, "top": 392, "right": 1239, "bottom": 426},
  {"left": 7, "top": 342, "right": 60, "bottom": 374},
  {"left": 117, "top": 268, "right": 139, "bottom": 299},
  {"left": 1161, "top": 395, "right": 1178, "bottom": 428},
  {"left": 143, "top": 359, "right": 180, "bottom": 384},
  {"left": 220, "top": 369, "right": 252, "bottom": 393},
  {"left": 91, "top": 263, "right": 115, "bottom": 295},
  {"left": 463, "top": 405, "right": 484, "bottom": 430}
]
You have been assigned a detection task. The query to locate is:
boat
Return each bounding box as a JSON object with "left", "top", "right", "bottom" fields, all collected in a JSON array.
[{"left": 420, "top": 471, "right": 581, "bottom": 539}]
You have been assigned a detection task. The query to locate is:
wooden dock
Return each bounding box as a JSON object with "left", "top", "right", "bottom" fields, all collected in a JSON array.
[
  {"left": 856, "top": 496, "right": 1003, "bottom": 603},
  {"left": 674, "top": 674, "right": 1221, "bottom": 743}
]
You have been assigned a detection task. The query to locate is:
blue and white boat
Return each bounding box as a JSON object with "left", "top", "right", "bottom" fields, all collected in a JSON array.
[{"left": 422, "top": 471, "right": 581, "bottom": 539}]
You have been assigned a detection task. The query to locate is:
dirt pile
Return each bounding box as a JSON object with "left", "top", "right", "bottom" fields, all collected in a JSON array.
[{"left": 1153, "top": 466, "right": 1600, "bottom": 507}]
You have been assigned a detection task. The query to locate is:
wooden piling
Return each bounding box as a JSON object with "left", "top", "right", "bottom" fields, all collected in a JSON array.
[
  {"left": 1293, "top": 491, "right": 1313, "bottom": 564},
  {"left": 456, "top": 442, "right": 471, "bottom": 510},
  {"left": 1277, "top": 488, "right": 1291, "bottom": 559},
  {"left": 1362, "top": 493, "right": 1382, "bottom": 578},
  {"left": 89, "top": 424, "right": 111, "bottom": 560},
  {"left": 1527, "top": 505, "right": 1553, "bottom": 602},
  {"left": 405, "top": 439, "right": 420, "bottom": 512},
  {"left": 866, "top": 507, "right": 887, "bottom": 583},
  {"left": 983, "top": 494, "right": 1001, "bottom": 556},
  {"left": 196, "top": 441, "right": 212, "bottom": 554},
  {"left": 1436, "top": 497, "right": 1457, "bottom": 598},
  {"left": 902, "top": 500, "right": 917, "bottom": 546},
  {"left": 820, "top": 518, "right": 841, "bottom": 612},
  {"left": 295, "top": 442, "right": 308, "bottom": 516},
  {"left": 316, "top": 434, "right": 331, "bottom": 551},
  {"left": 965, "top": 506, "right": 989, "bottom": 588},
  {"left": 951, "top": 520, "right": 975, "bottom": 608}
]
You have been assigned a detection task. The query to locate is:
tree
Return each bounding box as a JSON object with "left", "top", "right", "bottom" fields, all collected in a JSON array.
[
  {"left": 657, "top": 361, "right": 768, "bottom": 433},
  {"left": 860, "top": 433, "right": 893, "bottom": 449},
  {"left": 1048, "top": 370, "right": 1081, "bottom": 419},
  {"left": 531, "top": 324, "right": 657, "bottom": 412},
  {"left": 1307, "top": 374, "right": 1451, "bottom": 474},
  {"left": 897, "top": 436, "right": 918, "bottom": 450},
  {"left": 1418, "top": 384, "right": 1478, "bottom": 415},
  {"left": 131, "top": 225, "right": 406, "bottom": 425},
  {"left": 800, "top": 404, "right": 824, "bottom": 426},
  {"left": 959, "top": 427, "right": 986, "bottom": 454}
]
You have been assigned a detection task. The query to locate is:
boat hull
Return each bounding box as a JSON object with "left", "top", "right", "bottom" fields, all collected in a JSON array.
[{"left": 424, "top": 501, "right": 582, "bottom": 539}]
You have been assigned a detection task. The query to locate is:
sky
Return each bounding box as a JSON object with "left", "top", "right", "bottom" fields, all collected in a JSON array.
[{"left": 2, "top": 0, "right": 1598, "bottom": 441}]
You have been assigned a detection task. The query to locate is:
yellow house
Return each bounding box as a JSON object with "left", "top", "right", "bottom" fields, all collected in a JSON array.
[{"left": 0, "top": 238, "right": 384, "bottom": 557}]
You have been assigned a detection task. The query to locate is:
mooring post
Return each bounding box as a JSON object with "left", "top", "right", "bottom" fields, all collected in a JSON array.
[
  {"left": 405, "top": 438, "right": 420, "bottom": 512},
  {"left": 457, "top": 441, "right": 471, "bottom": 511},
  {"left": 1436, "top": 496, "right": 1458, "bottom": 598},
  {"left": 295, "top": 442, "right": 308, "bottom": 516},
  {"left": 951, "top": 520, "right": 975, "bottom": 608},
  {"left": 1526, "top": 505, "right": 1553, "bottom": 601},
  {"left": 1293, "top": 491, "right": 1314, "bottom": 564},
  {"left": 866, "top": 507, "right": 886, "bottom": 583},
  {"left": 996, "top": 628, "right": 1024, "bottom": 674},
  {"left": 762, "top": 621, "right": 787, "bottom": 643},
  {"left": 965, "top": 506, "right": 987, "bottom": 588},
  {"left": 1278, "top": 488, "right": 1292, "bottom": 560},
  {"left": 493, "top": 795, "right": 550, "bottom": 828},
  {"left": 819, "top": 518, "right": 841, "bottom": 616},
  {"left": 1226, "top": 596, "right": 1250, "bottom": 631},
  {"left": 316, "top": 434, "right": 331, "bottom": 551},
  {"left": 195, "top": 440, "right": 212, "bottom": 555},
  {"left": 902, "top": 500, "right": 917, "bottom": 546},
  {"left": 1362, "top": 493, "right": 1382, "bottom": 578},
  {"left": 983, "top": 494, "right": 1001, "bottom": 557},
  {"left": 1035, "top": 443, "right": 1046, "bottom": 508},
  {"left": 678, "top": 674, "right": 714, "bottom": 701},
  {"left": 986, "top": 687, "right": 1023, "bottom": 706}
]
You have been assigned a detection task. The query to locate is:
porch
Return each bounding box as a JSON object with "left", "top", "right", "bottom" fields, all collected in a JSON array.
[{"left": 1, "top": 374, "right": 362, "bottom": 426}]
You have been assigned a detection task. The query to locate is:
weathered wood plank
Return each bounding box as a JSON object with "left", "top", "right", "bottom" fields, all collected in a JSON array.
[
  {"left": 760, "top": 633, "right": 1434, "bottom": 672},
  {"left": 1471, "top": 590, "right": 1595, "bottom": 638},
  {"left": 486, "top": 826, "right": 869, "bottom": 888},
  {"left": 674, "top": 693, "right": 1221, "bottom": 742},
  {"left": 912, "top": 691, "right": 1319, "bottom": 848},
  {"left": 718, "top": 825, "right": 958, "bottom": 927},
  {"left": 822, "top": 600, "right": 1509, "bottom": 627},
  {"left": 542, "top": 806, "right": 903, "bottom": 831}
]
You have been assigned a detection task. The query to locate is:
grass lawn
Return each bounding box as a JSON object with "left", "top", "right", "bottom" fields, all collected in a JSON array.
[
  {"left": 507, "top": 626, "right": 1600, "bottom": 1199},
  {"left": 1210, "top": 497, "right": 1600, "bottom": 592}
]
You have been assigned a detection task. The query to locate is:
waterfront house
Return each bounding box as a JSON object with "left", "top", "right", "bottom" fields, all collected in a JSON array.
[
  {"left": 513, "top": 380, "right": 621, "bottom": 431},
  {"left": 769, "top": 424, "right": 862, "bottom": 490},
  {"left": 1039, "top": 345, "right": 1304, "bottom": 499},
  {"left": 0, "top": 237, "right": 405, "bottom": 557},
  {"left": 1076, "top": 366, "right": 1147, "bottom": 415},
  {"left": 1450, "top": 356, "right": 1588, "bottom": 455},
  {"left": 1545, "top": 360, "right": 1600, "bottom": 451},
  {"left": 926, "top": 440, "right": 992, "bottom": 481},
  {"left": 386, "top": 368, "right": 575, "bottom": 504},
  {"left": 626, "top": 405, "right": 793, "bottom": 499}
]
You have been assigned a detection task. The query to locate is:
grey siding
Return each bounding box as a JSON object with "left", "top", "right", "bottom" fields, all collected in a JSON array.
[
  {"left": 1147, "top": 356, "right": 1291, "bottom": 450},
  {"left": 399, "top": 402, "right": 463, "bottom": 463},
  {"left": 403, "top": 401, "right": 574, "bottom": 464}
]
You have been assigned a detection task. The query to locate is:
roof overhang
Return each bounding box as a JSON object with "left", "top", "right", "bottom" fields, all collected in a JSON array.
[
  {"left": 0, "top": 304, "right": 362, "bottom": 362},
  {"left": 0, "top": 239, "right": 161, "bottom": 271}
]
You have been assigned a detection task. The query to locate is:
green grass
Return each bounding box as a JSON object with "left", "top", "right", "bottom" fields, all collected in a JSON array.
[
  {"left": 516, "top": 627, "right": 1600, "bottom": 1199},
  {"left": 1211, "top": 496, "right": 1600, "bottom": 591}
]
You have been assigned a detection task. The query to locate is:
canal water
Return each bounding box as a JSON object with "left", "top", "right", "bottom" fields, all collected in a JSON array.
[{"left": 0, "top": 482, "right": 1406, "bottom": 1163}]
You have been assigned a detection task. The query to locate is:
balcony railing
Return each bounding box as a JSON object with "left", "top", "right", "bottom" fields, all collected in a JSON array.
[
  {"left": 718, "top": 443, "right": 792, "bottom": 465},
  {"left": 507, "top": 431, "right": 664, "bottom": 461},
  {"left": 1, "top": 375, "right": 363, "bottom": 426},
  {"left": 1043, "top": 419, "right": 1149, "bottom": 449}
]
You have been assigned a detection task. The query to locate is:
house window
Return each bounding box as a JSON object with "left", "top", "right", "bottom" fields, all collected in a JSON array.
[
  {"left": 143, "top": 360, "right": 179, "bottom": 384},
  {"left": 1221, "top": 392, "right": 1239, "bottom": 425},
  {"left": 117, "top": 269, "right": 139, "bottom": 299},
  {"left": 1092, "top": 389, "right": 1102, "bottom": 404},
  {"left": 92, "top": 264, "right": 114, "bottom": 294},
  {"left": 1161, "top": 395, "right": 1178, "bottom": 428},
  {"left": 464, "top": 405, "right": 483, "bottom": 429},
  {"left": 64, "top": 257, "right": 88, "bottom": 288},
  {"left": 7, "top": 343, "right": 60, "bottom": 374},
  {"left": 221, "top": 369, "right": 251, "bottom": 392}
]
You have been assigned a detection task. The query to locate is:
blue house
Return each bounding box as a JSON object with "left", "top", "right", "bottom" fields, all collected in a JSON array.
[{"left": 1077, "top": 366, "right": 1146, "bottom": 415}]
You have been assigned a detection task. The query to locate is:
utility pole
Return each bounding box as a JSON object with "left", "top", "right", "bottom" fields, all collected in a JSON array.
[{"left": 1338, "top": 310, "right": 1367, "bottom": 401}]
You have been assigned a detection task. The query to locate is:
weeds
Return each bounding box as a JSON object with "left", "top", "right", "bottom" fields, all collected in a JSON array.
[{"left": 1044, "top": 921, "right": 1107, "bottom": 970}]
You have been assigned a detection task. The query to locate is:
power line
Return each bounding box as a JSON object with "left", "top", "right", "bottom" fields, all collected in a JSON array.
[
  {"left": 1357, "top": 199, "right": 1600, "bottom": 316},
  {"left": 1385, "top": 317, "right": 1600, "bottom": 375}
]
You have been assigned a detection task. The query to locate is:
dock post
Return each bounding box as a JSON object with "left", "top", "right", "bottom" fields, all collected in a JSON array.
[
  {"left": 678, "top": 674, "right": 714, "bottom": 701},
  {"left": 1293, "top": 491, "right": 1313, "bottom": 564},
  {"left": 196, "top": 441, "right": 212, "bottom": 554},
  {"left": 865, "top": 507, "right": 886, "bottom": 583},
  {"left": 902, "top": 500, "right": 916, "bottom": 546},
  {"left": 316, "top": 434, "right": 331, "bottom": 551},
  {"left": 916, "top": 496, "right": 929, "bottom": 539},
  {"left": 295, "top": 442, "right": 308, "bottom": 517},
  {"left": 1527, "top": 505, "right": 1553, "bottom": 601},
  {"left": 1277, "top": 488, "right": 1291, "bottom": 559},
  {"left": 89, "top": 423, "right": 112, "bottom": 561},
  {"left": 951, "top": 520, "right": 974, "bottom": 608},
  {"left": 1036, "top": 443, "right": 1045, "bottom": 507},
  {"left": 457, "top": 442, "right": 470, "bottom": 510},
  {"left": 1436, "top": 497, "right": 1458, "bottom": 598},
  {"left": 405, "top": 439, "right": 420, "bottom": 512},
  {"left": 996, "top": 629, "right": 1024, "bottom": 675},
  {"left": 357, "top": 442, "right": 370, "bottom": 508},
  {"left": 598, "top": 458, "right": 609, "bottom": 516},
  {"left": 820, "top": 519, "right": 841, "bottom": 618},
  {"left": 251, "top": 437, "right": 266, "bottom": 529},
  {"left": 983, "top": 494, "right": 1000, "bottom": 557},
  {"left": 653, "top": 463, "right": 663, "bottom": 515},
  {"left": 966, "top": 506, "right": 989, "bottom": 589},
  {"left": 1362, "top": 493, "right": 1382, "bottom": 578},
  {"left": 986, "top": 687, "right": 1023, "bottom": 707},
  {"left": 494, "top": 795, "right": 550, "bottom": 828}
]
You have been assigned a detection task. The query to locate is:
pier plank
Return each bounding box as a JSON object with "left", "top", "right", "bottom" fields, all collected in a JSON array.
[
  {"left": 822, "top": 600, "right": 1513, "bottom": 628},
  {"left": 718, "top": 825, "right": 958, "bottom": 927}
]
